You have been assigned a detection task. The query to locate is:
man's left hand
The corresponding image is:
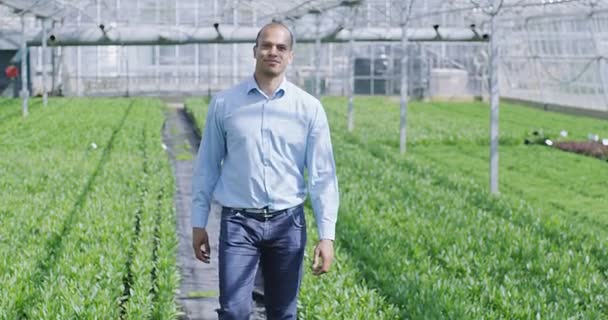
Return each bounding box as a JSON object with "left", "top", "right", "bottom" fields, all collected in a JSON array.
[{"left": 312, "top": 239, "right": 334, "bottom": 276}]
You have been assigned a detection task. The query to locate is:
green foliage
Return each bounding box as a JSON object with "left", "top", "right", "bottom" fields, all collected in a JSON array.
[
  {"left": 323, "top": 96, "right": 608, "bottom": 232},
  {"left": 324, "top": 97, "right": 607, "bottom": 318},
  {"left": 185, "top": 97, "right": 210, "bottom": 132},
  {"left": 0, "top": 98, "right": 179, "bottom": 319},
  {"left": 176, "top": 140, "right": 194, "bottom": 161},
  {"left": 523, "top": 129, "right": 552, "bottom": 145},
  {"left": 185, "top": 96, "right": 608, "bottom": 318},
  {"left": 187, "top": 290, "right": 219, "bottom": 298}
]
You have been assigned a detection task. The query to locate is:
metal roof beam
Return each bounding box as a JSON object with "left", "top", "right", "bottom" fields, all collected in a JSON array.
[{"left": 25, "top": 25, "right": 488, "bottom": 46}]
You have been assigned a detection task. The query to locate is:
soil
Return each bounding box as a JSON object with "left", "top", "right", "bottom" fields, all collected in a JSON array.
[
  {"left": 162, "top": 102, "right": 266, "bottom": 320},
  {"left": 553, "top": 141, "right": 608, "bottom": 161}
]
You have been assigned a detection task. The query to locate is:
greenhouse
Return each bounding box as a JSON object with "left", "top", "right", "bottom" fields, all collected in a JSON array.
[{"left": 1, "top": 0, "right": 607, "bottom": 319}]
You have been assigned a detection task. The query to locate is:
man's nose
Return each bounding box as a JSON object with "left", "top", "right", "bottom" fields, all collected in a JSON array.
[{"left": 268, "top": 46, "right": 278, "bottom": 55}]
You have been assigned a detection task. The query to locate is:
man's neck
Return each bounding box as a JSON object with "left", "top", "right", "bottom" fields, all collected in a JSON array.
[{"left": 254, "top": 73, "right": 284, "bottom": 97}]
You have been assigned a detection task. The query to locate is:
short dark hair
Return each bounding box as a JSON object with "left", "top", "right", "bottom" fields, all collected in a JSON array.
[{"left": 254, "top": 22, "right": 295, "bottom": 49}]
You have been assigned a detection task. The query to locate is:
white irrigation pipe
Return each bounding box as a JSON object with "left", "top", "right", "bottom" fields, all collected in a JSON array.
[{"left": 23, "top": 25, "right": 488, "bottom": 46}]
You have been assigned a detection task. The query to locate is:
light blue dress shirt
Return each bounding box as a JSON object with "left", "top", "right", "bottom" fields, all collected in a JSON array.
[{"left": 191, "top": 76, "right": 339, "bottom": 240}]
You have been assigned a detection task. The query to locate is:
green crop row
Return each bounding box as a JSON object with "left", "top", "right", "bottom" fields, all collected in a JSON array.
[
  {"left": 330, "top": 129, "right": 606, "bottom": 318},
  {"left": 188, "top": 96, "right": 606, "bottom": 318},
  {"left": 323, "top": 97, "right": 606, "bottom": 318},
  {"left": 0, "top": 98, "right": 179, "bottom": 319},
  {"left": 185, "top": 97, "right": 210, "bottom": 132},
  {"left": 322, "top": 97, "right": 608, "bottom": 234},
  {"left": 339, "top": 97, "right": 608, "bottom": 146}
]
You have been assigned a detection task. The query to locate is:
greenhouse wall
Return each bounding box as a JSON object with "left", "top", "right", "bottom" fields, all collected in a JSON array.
[{"left": 0, "top": 0, "right": 605, "bottom": 112}]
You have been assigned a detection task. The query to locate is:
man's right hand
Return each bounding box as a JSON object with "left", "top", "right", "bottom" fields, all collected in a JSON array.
[{"left": 192, "top": 227, "right": 211, "bottom": 263}]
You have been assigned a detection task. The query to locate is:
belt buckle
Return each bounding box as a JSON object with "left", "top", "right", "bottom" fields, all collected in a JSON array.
[{"left": 261, "top": 207, "right": 272, "bottom": 220}]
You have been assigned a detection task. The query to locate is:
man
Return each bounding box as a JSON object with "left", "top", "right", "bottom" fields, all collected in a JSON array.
[{"left": 191, "top": 22, "right": 339, "bottom": 320}]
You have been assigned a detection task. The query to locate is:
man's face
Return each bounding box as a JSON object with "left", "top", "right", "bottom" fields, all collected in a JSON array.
[{"left": 253, "top": 25, "right": 294, "bottom": 78}]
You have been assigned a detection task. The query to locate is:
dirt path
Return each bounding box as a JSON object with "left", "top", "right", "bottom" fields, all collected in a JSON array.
[{"left": 162, "top": 101, "right": 265, "bottom": 320}]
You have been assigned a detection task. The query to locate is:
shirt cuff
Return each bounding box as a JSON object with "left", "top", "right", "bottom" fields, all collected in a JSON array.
[
  {"left": 318, "top": 223, "right": 335, "bottom": 241},
  {"left": 191, "top": 210, "right": 209, "bottom": 229}
]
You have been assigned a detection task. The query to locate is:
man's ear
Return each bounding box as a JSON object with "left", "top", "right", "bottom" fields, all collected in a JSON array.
[
  {"left": 287, "top": 51, "right": 294, "bottom": 64},
  {"left": 253, "top": 45, "right": 257, "bottom": 58}
]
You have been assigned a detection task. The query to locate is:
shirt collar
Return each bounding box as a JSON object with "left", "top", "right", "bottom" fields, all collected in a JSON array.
[{"left": 246, "top": 75, "right": 288, "bottom": 99}]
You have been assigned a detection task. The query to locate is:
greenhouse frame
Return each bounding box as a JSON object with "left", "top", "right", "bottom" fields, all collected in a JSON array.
[{"left": 1, "top": 0, "right": 606, "bottom": 110}]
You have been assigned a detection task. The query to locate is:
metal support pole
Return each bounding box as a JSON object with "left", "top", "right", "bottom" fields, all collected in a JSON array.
[
  {"left": 96, "top": 0, "right": 101, "bottom": 88},
  {"left": 176, "top": 0, "right": 180, "bottom": 88},
  {"left": 213, "top": 0, "right": 218, "bottom": 88},
  {"left": 175, "top": 48, "right": 180, "bottom": 88},
  {"left": 489, "top": 10, "right": 500, "bottom": 194},
  {"left": 389, "top": 44, "right": 395, "bottom": 94},
  {"left": 399, "top": 21, "right": 409, "bottom": 154},
  {"left": 328, "top": 43, "right": 333, "bottom": 93},
  {"left": 116, "top": 0, "right": 125, "bottom": 95},
  {"left": 370, "top": 43, "right": 375, "bottom": 94},
  {"left": 76, "top": 11, "right": 82, "bottom": 96},
  {"left": 125, "top": 46, "right": 130, "bottom": 96},
  {"left": 347, "top": 25, "right": 355, "bottom": 131},
  {"left": 195, "top": 46, "right": 200, "bottom": 84},
  {"left": 383, "top": 0, "right": 390, "bottom": 94},
  {"left": 155, "top": 46, "right": 160, "bottom": 90},
  {"left": 51, "top": 20, "right": 56, "bottom": 95},
  {"left": 53, "top": 19, "right": 64, "bottom": 96},
  {"left": 57, "top": 46, "right": 63, "bottom": 93},
  {"left": 441, "top": 4, "right": 446, "bottom": 68},
  {"left": 214, "top": 45, "right": 219, "bottom": 87},
  {"left": 314, "top": 12, "right": 322, "bottom": 97},
  {"left": 195, "top": 0, "right": 200, "bottom": 86},
  {"left": 155, "top": 0, "right": 160, "bottom": 89},
  {"left": 232, "top": 4, "right": 238, "bottom": 85},
  {"left": 76, "top": 47, "right": 82, "bottom": 96},
  {"left": 42, "top": 18, "right": 48, "bottom": 106},
  {"left": 20, "top": 14, "right": 29, "bottom": 117},
  {"left": 421, "top": 0, "right": 429, "bottom": 101}
]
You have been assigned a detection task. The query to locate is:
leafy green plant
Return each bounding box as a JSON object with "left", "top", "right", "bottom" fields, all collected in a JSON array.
[
  {"left": 0, "top": 98, "right": 178, "bottom": 319},
  {"left": 186, "top": 96, "right": 608, "bottom": 318},
  {"left": 322, "top": 97, "right": 607, "bottom": 318}
]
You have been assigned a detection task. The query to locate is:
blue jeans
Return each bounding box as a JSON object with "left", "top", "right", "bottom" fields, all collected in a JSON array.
[{"left": 217, "top": 205, "right": 307, "bottom": 320}]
